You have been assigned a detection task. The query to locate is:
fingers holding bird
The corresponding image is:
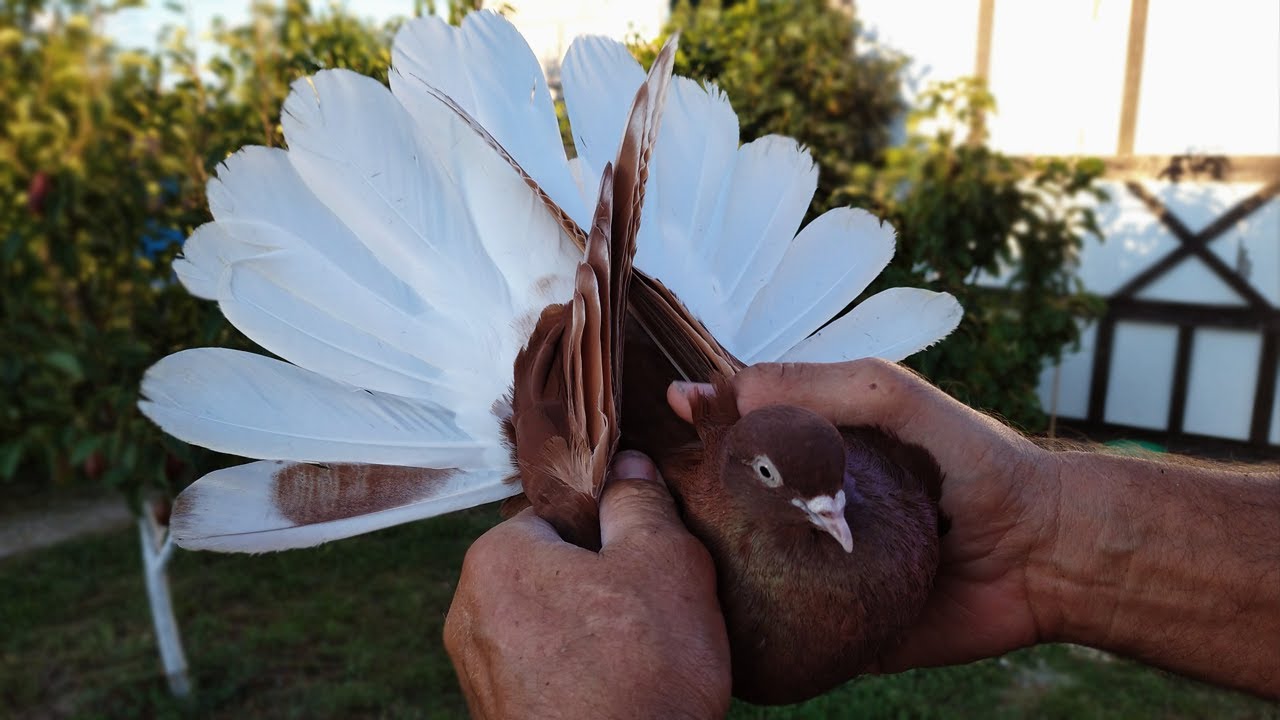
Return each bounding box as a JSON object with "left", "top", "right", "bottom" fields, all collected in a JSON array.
[
  {"left": 444, "top": 451, "right": 731, "bottom": 719},
  {"left": 668, "top": 358, "right": 1045, "bottom": 493},
  {"left": 664, "top": 359, "right": 1067, "bottom": 680},
  {"left": 600, "top": 451, "right": 692, "bottom": 551}
]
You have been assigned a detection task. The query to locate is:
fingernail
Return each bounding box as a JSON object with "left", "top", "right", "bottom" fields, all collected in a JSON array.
[
  {"left": 671, "top": 381, "right": 713, "bottom": 398},
  {"left": 610, "top": 450, "right": 657, "bottom": 483}
]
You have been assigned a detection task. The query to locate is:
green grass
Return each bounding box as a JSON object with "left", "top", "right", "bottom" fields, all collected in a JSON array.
[{"left": 2, "top": 509, "right": 1276, "bottom": 720}]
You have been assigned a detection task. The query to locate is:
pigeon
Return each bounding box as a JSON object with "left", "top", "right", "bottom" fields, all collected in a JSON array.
[
  {"left": 139, "top": 11, "right": 962, "bottom": 704},
  {"left": 629, "top": 371, "right": 946, "bottom": 703}
]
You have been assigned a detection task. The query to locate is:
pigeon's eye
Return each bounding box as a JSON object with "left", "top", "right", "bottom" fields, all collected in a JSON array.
[{"left": 750, "top": 455, "right": 782, "bottom": 488}]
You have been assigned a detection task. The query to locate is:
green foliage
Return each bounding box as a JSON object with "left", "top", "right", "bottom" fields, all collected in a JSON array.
[
  {"left": 645, "top": 5, "right": 1104, "bottom": 430},
  {"left": 0, "top": 1, "right": 403, "bottom": 501}
]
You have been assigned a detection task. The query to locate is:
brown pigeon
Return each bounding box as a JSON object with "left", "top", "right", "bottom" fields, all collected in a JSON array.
[{"left": 139, "top": 11, "right": 959, "bottom": 704}]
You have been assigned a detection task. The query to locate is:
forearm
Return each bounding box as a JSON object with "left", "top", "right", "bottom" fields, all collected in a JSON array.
[{"left": 1028, "top": 451, "right": 1280, "bottom": 698}]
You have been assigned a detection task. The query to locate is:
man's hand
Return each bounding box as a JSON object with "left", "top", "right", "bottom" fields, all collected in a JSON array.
[
  {"left": 668, "top": 358, "right": 1059, "bottom": 671},
  {"left": 444, "top": 451, "right": 732, "bottom": 719},
  {"left": 670, "top": 358, "right": 1280, "bottom": 699}
]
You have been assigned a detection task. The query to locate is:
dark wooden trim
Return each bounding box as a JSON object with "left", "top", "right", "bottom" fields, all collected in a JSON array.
[
  {"left": 1167, "top": 326, "right": 1194, "bottom": 434},
  {"left": 1087, "top": 316, "right": 1117, "bottom": 424},
  {"left": 974, "top": 0, "right": 995, "bottom": 80},
  {"left": 1122, "top": 180, "right": 1196, "bottom": 242},
  {"left": 968, "top": 0, "right": 995, "bottom": 146},
  {"left": 1117, "top": 0, "right": 1150, "bottom": 156},
  {"left": 1106, "top": 228, "right": 1194, "bottom": 298},
  {"left": 1117, "top": 155, "right": 1280, "bottom": 184},
  {"left": 1108, "top": 298, "right": 1280, "bottom": 332},
  {"left": 1114, "top": 182, "right": 1276, "bottom": 309},
  {"left": 1250, "top": 332, "right": 1278, "bottom": 446},
  {"left": 1013, "top": 155, "right": 1280, "bottom": 183},
  {"left": 1198, "top": 180, "right": 1280, "bottom": 239}
]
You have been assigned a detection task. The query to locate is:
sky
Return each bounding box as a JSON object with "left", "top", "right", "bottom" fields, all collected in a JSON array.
[
  {"left": 103, "top": 1, "right": 422, "bottom": 55},
  {"left": 101, "top": 0, "right": 1279, "bottom": 158},
  {"left": 98, "top": 0, "right": 669, "bottom": 82}
]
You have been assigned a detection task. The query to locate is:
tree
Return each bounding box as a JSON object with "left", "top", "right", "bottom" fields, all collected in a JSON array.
[
  {"left": 851, "top": 79, "right": 1105, "bottom": 428},
  {"left": 0, "top": 0, "right": 400, "bottom": 499}
]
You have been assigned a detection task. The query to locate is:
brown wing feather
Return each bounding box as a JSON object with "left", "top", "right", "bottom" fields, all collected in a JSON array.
[
  {"left": 611, "top": 33, "right": 744, "bottom": 383},
  {"left": 471, "top": 34, "right": 746, "bottom": 548},
  {"left": 510, "top": 167, "right": 616, "bottom": 549},
  {"left": 507, "top": 37, "right": 687, "bottom": 548},
  {"left": 630, "top": 275, "right": 743, "bottom": 382}
]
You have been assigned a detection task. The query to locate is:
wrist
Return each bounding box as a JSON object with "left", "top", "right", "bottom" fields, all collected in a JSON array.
[
  {"left": 1022, "top": 450, "right": 1280, "bottom": 697},
  {"left": 1021, "top": 450, "right": 1138, "bottom": 647}
]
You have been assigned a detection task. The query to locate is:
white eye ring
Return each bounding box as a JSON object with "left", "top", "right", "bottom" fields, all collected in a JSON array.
[{"left": 750, "top": 455, "right": 782, "bottom": 487}]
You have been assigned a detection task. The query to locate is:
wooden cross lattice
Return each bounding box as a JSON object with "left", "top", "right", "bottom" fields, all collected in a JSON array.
[{"left": 1086, "top": 180, "right": 1280, "bottom": 445}]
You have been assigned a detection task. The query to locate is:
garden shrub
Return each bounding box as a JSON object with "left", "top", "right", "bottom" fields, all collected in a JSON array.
[{"left": 0, "top": 0, "right": 400, "bottom": 502}]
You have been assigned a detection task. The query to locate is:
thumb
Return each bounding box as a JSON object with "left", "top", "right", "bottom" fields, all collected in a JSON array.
[{"left": 599, "top": 450, "right": 685, "bottom": 551}]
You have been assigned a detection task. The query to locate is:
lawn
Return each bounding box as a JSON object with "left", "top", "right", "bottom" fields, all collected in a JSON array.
[{"left": 2, "top": 506, "right": 1276, "bottom": 719}]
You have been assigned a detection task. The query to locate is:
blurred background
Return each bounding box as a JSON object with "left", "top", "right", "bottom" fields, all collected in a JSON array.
[{"left": 2, "top": 0, "right": 1277, "bottom": 717}]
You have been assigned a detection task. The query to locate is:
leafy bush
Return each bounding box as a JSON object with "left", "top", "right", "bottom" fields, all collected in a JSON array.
[
  {"left": 0, "top": 0, "right": 401, "bottom": 501},
  {"left": 645, "top": 2, "right": 1104, "bottom": 430}
]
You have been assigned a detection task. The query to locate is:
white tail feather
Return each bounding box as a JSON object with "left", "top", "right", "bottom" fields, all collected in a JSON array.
[
  {"left": 171, "top": 461, "right": 519, "bottom": 552},
  {"left": 140, "top": 349, "right": 509, "bottom": 470},
  {"left": 182, "top": 220, "right": 465, "bottom": 402},
  {"left": 734, "top": 208, "right": 896, "bottom": 364},
  {"left": 281, "top": 70, "right": 512, "bottom": 319},
  {"left": 206, "top": 146, "right": 433, "bottom": 319},
  {"left": 561, "top": 34, "right": 647, "bottom": 211},
  {"left": 714, "top": 136, "right": 818, "bottom": 327},
  {"left": 391, "top": 12, "right": 588, "bottom": 228},
  {"left": 779, "top": 288, "right": 965, "bottom": 364}
]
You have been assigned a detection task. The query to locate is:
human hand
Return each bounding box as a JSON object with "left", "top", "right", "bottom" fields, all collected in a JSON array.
[
  {"left": 444, "top": 451, "right": 731, "bottom": 719},
  {"left": 667, "top": 358, "right": 1059, "bottom": 672}
]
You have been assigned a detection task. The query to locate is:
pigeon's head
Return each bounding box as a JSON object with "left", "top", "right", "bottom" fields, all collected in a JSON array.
[{"left": 720, "top": 405, "right": 853, "bottom": 553}]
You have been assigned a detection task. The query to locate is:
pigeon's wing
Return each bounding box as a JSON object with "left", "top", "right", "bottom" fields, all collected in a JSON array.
[
  {"left": 509, "top": 171, "right": 613, "bottom": 550},
  {"left": 629, "top": 273, "right": 743, "bottom": 382},
  {"left": 507, "top": 36, "right": 677, "bottom": 549},
  {"left": 561, "top": 36, "right": 962, "bottom": 366}
]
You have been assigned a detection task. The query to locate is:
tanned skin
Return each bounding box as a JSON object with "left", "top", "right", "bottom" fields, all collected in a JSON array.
[{"left": 445, "top": 358, "right": 1279, "bottom": 717}]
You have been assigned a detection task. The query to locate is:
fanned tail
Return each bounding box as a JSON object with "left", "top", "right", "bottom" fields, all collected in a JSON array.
[{"left": 143, "top": 13, "right": 587, "bottom": 553}]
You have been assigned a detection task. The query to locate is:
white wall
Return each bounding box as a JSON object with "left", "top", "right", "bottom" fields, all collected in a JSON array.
[
  {"left": 1035, "top": 185, "right": 1279, "bottom": 440},
  {"left": 856, "top": 0, "right": 1280, "bottom": 157},
  {"left": 856, "top": 1, "right": 1279, "bottom": 443}
]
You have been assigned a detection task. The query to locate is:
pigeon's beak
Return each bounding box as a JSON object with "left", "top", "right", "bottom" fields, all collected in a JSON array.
[{"left": 794, "top": 491, "right": 853, "bottom": 553}]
